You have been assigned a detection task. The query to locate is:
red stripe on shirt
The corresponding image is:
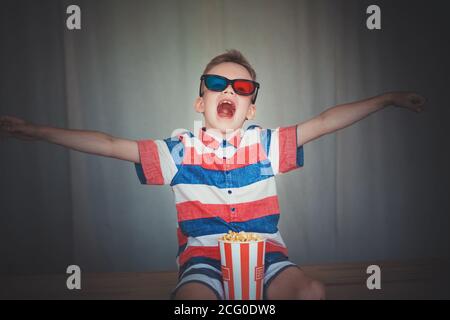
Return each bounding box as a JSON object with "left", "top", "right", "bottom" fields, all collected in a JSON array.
[
  {"left": 176, "top": 195, "right": 280, "bottom": 222},
  {"left": 266, "top": 240, "right": 289, "bottom": 257},
  {"left": 278, "top": 125, "right": 298, "bottom": 173},
  {"left": 137, "top": 140, "right": 164, "bottom": 185},
  {"left": 177, "top": 227, "right": 187, "bottom": 246}
]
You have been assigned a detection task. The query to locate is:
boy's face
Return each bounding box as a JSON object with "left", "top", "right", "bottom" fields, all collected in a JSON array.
[{"left": 194, "top": 62, "right": 256, "bottom": 135}]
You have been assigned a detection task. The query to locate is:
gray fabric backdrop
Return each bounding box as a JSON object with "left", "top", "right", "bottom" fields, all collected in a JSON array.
[{"left": 1, "top": 0, "right": 449, "bottom": 274}]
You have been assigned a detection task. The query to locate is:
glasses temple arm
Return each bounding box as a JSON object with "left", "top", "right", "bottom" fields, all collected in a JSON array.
[{"left": 252, "top": 86, "right": 259, "bottom": 104}]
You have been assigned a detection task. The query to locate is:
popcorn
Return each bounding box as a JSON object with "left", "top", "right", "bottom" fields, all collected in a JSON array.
[{"left": 220, "top": 230, "right": 263, "bottom": 242}]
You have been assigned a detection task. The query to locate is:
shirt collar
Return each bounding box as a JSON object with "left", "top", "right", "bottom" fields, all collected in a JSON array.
[{"left": 198, "top": 127, "right": 243, "bottom": 149}]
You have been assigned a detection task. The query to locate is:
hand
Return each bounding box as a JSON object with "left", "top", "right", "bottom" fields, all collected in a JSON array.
[
  {"left": 0, "top": 115, "right": 39, "bottom": 141},
  {"left": 387, "top": 91, "right": 426, "bottom": 113}
]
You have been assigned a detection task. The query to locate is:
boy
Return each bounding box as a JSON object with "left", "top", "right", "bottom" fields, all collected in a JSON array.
[{"left": 0, "top": 50, "right": 425, "bottom": 300}]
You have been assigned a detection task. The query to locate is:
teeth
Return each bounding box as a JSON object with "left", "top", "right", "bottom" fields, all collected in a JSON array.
[{"left": 220, "top": 100, "right": 234, "bottom": 106}]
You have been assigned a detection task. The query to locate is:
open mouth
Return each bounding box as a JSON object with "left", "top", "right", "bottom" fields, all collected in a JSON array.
[{"left": 217, "top": 99, "right": 236, "bottom": 118}]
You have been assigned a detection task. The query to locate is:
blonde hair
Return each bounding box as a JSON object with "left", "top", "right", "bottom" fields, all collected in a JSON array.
[{"left": 203, "top": 49, "right": 256, "bottom": 80}]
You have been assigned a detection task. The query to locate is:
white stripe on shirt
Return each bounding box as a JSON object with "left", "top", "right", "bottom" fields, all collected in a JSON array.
[
  {"left": 172, "top": 177, "right": 277, "bottom": 205},
  {"left": 267, "top": 128, "right": 280, "bottom": 175},
  {"left": 155, "top": 139, "right": 178, "bottom": 184}
]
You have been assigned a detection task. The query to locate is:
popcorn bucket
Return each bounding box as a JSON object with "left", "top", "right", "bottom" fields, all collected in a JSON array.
[{"left": 219, "top": 238, "right": 266, "bottom": 300}]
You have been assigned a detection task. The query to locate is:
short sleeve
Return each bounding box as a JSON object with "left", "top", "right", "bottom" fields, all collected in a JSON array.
[
  {"left": 261, "top": 124, "right": 304, "bottom": 175},
  {"left": 134, "top": 136, "right": 184, "bottom": 185}
]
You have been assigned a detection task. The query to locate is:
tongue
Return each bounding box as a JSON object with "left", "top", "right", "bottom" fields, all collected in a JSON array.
[{"left": 217, "top": 103, "right": 235, "bottom": 118}]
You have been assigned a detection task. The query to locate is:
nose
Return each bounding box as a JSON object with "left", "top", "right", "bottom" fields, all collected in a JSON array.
[{"left": 223, "top": 84, "right": 235, "bottom": 95}]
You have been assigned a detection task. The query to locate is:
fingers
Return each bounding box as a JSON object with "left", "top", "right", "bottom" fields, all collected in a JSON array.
[
  {"left": 0, "top": 115, "right": 20, "bottom": 127},
  {"left": 0, "top": 115, "right": 13, "bottom": 123},
  {"left": 0, "top": 115, "right": 24, "bottom": 125},
  {"left": 0, "top": 116, "right": 34, "bottom": 141},
  {"left": 407, "top": 93, "right": 426, "bottom": 113},
  {"left": 409, "top": 93, "right": 426, "bottom": 105},
  {"left": 0, "top": 116, "right": 13, "bottom": 128},
  {"left": 0, "top": 119, "right": 9, "bottom": 132},
  {"left": 0, "top": 119, "right": 13, "bottom": 132},
  {"left": 0, "top": 117, "right": 23, "bottom": 135}
]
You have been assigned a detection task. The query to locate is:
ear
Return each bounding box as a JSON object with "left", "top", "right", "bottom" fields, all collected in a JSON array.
[
  {"left": 194, "top": 97, "right": 205, "bottom": 113},
  {"left": 246, "top": 104, "right": 256, "bottom": 120}
]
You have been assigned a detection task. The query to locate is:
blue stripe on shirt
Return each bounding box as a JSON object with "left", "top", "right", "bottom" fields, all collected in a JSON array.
[
  {"left": 178, "top": 214, "right": 280, "bottom": 237},
  {"left": 297, "top": 145, "right": 304, "bottom": 167},
  {"left": 134, "top": 163, "right": 147, "bottom": 184},
  {"left": 164, "top": 137, "right": 185, "bottom": 167},
  {"left": 265, "top": 252, "right": 289, "bottom": 270},
  {"left": 177, "top": 243, "right": 187, "bottom": 257},
  {"left": 170, "top": 162, "right": 274, "bottom": 188},
  {"left": 260, "top": 128, "right": 272, "bottom": 156}
]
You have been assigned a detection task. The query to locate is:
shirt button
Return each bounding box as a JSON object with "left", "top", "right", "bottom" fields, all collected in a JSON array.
[
  {"left": 231, "top": 207, "right": 235, "bottom": 212},
  {"left": 228, "top": 190, "right": 232, "bottom": 194}
]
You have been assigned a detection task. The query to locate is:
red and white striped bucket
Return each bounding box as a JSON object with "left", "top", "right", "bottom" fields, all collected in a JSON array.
[{"left": 219, "top": 239, "right": 266, "bottom": 300}]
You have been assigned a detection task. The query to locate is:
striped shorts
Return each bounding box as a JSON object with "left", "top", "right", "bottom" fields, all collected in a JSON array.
[{"left": 170, "top": 255, "right": 299, "bottom": 300}]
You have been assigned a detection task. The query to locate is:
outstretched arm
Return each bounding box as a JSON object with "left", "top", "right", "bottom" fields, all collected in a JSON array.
[
  {"left": 297, "top": 92, "right": 426, "bottom": 146},
  {"left": 0, "top": 115, "right": 140, "bottom": 163}
]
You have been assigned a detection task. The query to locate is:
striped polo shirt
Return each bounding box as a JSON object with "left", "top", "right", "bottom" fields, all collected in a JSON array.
[{"left": 134, "top": 124, "right": 304, "bottom": 276}]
